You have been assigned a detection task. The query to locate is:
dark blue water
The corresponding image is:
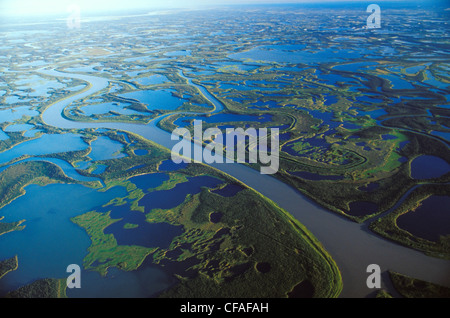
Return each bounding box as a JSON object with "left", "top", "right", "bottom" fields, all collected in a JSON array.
[
  {"left": 396, "top": 196, "right": 450, "bottom": 242},
  {"left": 89, "top": 136, "right": 127, "bottom": 161},
  {"left": 0, "top": 183, "right": 128, "bottom": 296},
  {"left": 382, "top": 134, "right": 398, "bottom": 140},
  {"left": 230, "top": 45, "right": 362, "bottom": 64},
  {"left": 410, "top": 155, "right": 450, "bottom": 179},
  {"left": 103, "top": 201, "right": 183, "bottom": 248},
  {"left": 332, "top": 62, "right": 378, "bottom": 72},
  {"left": 0, "top": 130, "right": 9, "bottom": 141},
  {"left": 0, "top": 106, "right": 38, "bottom": 123},
  {"left": 380, "top": 75, "right": 415, "bottom": 90},
  {"left": 342, "top": 122, "right": 361, "bottom": 130},
  {"left": 324, "top": 95, "right": 339, "bottom": 106},
  {"left": 398, "top": 140, "right": 410, "bottom": 150},
  {"left": 135, "top": 75, "right": 169, "bottom": 86},
  {"left": 158, "top": 159, "right": 187, "bottom": 172},
  {"left": 4, "top": 124, "right": 34, "bottom": 132},
  {"left": 0, "top": 133, "right": 89, "bottom": 165},
  {"left": 119, "top": 89, "right": 185, "bottom": 111},
  {"left": 212, "top": 183, "right": 245, "bottom": 197},
  {"left": 128, "top": 173, "right": 170, "bottom": 192}
]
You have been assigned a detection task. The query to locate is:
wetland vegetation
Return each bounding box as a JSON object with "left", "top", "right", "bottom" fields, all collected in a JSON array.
[{"left": 0, "top": 1, "right": 449, "bottom": 298}]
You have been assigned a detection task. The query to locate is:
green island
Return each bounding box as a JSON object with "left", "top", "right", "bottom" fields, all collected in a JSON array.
[
  {"left": 377, "top": 272, "right": 450, "bottom": 298},
  {"left": 0, "top": 256, "right": 18, "bottom": 280},
  {"left": 4, "top": 278, "right": 67, "bottom": 298}
]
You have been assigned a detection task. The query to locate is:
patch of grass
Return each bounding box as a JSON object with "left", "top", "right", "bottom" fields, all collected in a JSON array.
[
  {"left": 149, "top": 186, "right": 342, "bottom": 298},
  {"left": 0, "top": 161, "right": 76, "bottom": 210},
  {"left": 5, "top": 278, "right": 67, "bottom": 298},
  {"left": 389, "top": 271, "right": 450, "bottom": 298},
  {"left": 0, "top": 217, "right": 25, "bottom": 237},
  {"left": 369, "top": 183, "right": 450, "bottom": 259},
  {"left": 71, "top": 211, "right": 156, "bottom": 276},
  {"left": 0, "top": 255, "right": 18, "bottom": 280}
]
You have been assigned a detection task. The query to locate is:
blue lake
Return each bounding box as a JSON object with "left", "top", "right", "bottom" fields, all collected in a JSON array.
[
  {"left": 410, "top": 155, "right": 450, "bottom": 180},
  {"left": 92, "top": 165, "right": 107, "bottom": 175},
  {"left": 230, "top": 45, "right": 362, "bottom": 64},
  {"left": 404, "top": 65, "right": 426, "bottom": 75},
  {"left": 379, "top": 74, "right": 415, "bottom": 90},
  {"left": 346, "top": 201, "right": 379, "bottom": 217},
  {"left": 102, "top": 201, "right": 183, "bottom": 248},
  {"left": 135, "top": 75, "right": 169, "bottom": 86},
  {"left": 423, "top": 70, "right": 448, "bottom": 89},
  {"left": 0, "top": 133, "right": 89, "bottom": 165},
  {"left": 0, "top": 130, "right": 9, "bottom": 141},
  {"left": 134, "top": 149, "right": 148, "bottom": 156},
  {"left": 158, "top": 159, "right": 187, "bottom": 172},
  {"left": 138, "top": 175, "right": 223, "bottom": 211},
  {"left": 89, "top": 136, "right": 127, "bottom": 161},
  {"left": 4, "top": 124, "right": 34, "bottom": 132},
  {"left": 211, "top": 183, "right": 245, "bottom": 197},
  {"left": 4, "top": 96, "right": 32, "bottom": 104},
  {"left": 23, "top": 130, "right": 42, "bottom": 138},
  {"left": 0, "top": 158, "right": 103, "bottom": 185},
  {"left": 14, "top": 75, "right": 66, "bottom": 98},
  {"left": 431, "top": 131, "right": 450, "bottom": 142},
  {"left": 0, "top": 106, "right": 39, "bottom": 123},
  {"left": 119, "top": 89, "right": 185, "bottom": 111},
  {"left": 382, "top": 134, "right": 398, "bottom": 141},
  {"left": 396, "top": 196, "right": 450, "bottom": 242},
  {"left": 128, "top": 173, "right": 170, "bottom": 192},
  {"left": 332, "top": 62, "right": 378, "bottom": 72},
  {"left": 80, "top": 102, "right": 147, "bottom": 116},
  {"left": 0, "top": 183, "right": 128, "bottom": 296}
]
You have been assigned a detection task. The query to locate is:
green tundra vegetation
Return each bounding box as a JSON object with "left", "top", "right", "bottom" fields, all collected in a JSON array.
[
  {"left": 388, "top": 271, "right": 450, "bottom": 298},
  {"left": 5, "top": 278, "right": 67, "bottom": 298},
  {"left": 0, "top": 255, "right": 18, "bottom": 280},
  {"left": 154, "top": 62, "right": 449, "bottom": 261},
  {"left": 72, "top": 162, "right": 342, "bottom": 298},
  {"left": 0, "top": 161, "right": 79, "bottom": 210},
  {"left": 71, "top": 211, "right": 158, "bottom": 276},
  {"left": 151, "top": 187, "right": 342, "bottom": 298},
  {"left": 369, "top": 183, "right": 450, "bottom": 259}
]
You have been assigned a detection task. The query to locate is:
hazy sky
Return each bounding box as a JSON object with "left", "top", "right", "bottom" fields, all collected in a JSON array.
[{"left": 1, "top": 0, "right": 412, "bottom": 17}]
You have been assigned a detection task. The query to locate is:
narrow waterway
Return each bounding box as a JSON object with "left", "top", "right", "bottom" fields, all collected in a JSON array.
[{"left": 38, "top": 68, "right": 450, "bottom": 298}]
